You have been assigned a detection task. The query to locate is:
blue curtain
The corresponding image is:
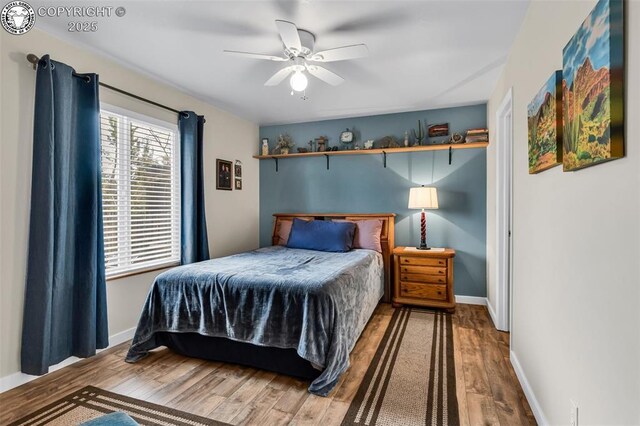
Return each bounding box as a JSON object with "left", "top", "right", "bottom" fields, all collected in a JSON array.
[
  {"left": 179, "top": 112, "right": 210, "bottom": 264},
  {"left": 21, "top": 55, "right": 108, "bottom": 375}
]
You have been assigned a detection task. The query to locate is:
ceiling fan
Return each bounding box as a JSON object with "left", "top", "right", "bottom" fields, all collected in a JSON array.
[{"left": 224, "top": 20, "right": 369, "bottom": 93}]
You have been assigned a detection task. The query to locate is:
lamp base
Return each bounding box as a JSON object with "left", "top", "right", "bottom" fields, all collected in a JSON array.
[{"left": 416, "top": 245, "right": 432, "bottom": 250}]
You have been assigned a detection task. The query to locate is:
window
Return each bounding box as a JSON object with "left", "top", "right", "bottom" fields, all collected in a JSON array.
[{"left": 100, "top": 106, "right": 180, "bottom": 277}]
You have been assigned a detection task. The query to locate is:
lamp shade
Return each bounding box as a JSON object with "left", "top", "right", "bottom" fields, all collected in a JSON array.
[{"left": 408, "top": 186, "right": 439, "bottom": 209}]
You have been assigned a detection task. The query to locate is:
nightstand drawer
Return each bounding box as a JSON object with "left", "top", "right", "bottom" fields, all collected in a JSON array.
[
  {"left": 400, "top": 264, "right": 448, "bottom": 274},
  {"left": 400, "top": 273, "right": 447, "bottom": 284},
  {"left": 399, "top": 257, "right": 446, "bottom": 267},
  {"left": 400, "top": 282, "right": 447, "bottom": 301},
  {"left": 400, "top": 265, "right": 436, "bottom": 274},
  {"left": 400, "top": 265, "right": 446, "bottom": 276}
]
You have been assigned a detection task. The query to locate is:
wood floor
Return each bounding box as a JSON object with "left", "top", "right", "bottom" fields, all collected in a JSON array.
[{"left": 0, "top": 304, "right": 536, "bottom": 425}]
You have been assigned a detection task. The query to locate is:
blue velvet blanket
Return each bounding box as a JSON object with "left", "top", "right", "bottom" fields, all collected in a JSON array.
[{"left": 125, "top": 246, "right": 384, "bottom": 396}]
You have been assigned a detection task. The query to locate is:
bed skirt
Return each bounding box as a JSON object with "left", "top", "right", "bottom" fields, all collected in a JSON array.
[{"left": 156, "top": 332, "right": 322, "bottom": 380}]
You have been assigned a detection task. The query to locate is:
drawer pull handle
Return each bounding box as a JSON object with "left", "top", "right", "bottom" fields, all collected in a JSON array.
[{"left": 400, "top": 275, "right": 445, "bottom": 282}]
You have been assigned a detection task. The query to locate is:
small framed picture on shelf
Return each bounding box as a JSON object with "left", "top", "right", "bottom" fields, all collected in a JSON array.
[
  {"left": 428, "top": 123, "right": 449, "bottom": 137},
  {"left": 234, "top": 160, "right": 242, "bottom": 178},
  {"left": 234, "top": 178, "right": 242, "bottom": 190},
  {"left": 216, "top": 159, "right": 232, "bottom": 190}
]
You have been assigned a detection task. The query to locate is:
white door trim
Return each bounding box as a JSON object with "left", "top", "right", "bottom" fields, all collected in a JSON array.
[{"left": 495, "top": 87, "right": 513, "bottom": 332}]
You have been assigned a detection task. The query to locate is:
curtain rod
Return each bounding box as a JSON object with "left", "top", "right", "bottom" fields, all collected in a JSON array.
[{"left": 27, "top": 54, "right": 195, "bottom": 120}]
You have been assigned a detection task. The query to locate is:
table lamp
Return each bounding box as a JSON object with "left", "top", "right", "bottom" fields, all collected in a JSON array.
[{"left": 408, "top": 185, "right": 439, "bottom": 250}]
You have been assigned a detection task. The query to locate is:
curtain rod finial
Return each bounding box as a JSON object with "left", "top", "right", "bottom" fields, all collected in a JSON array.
[{"left": 27, "top": 53, "right": 39, "bottom": 69}]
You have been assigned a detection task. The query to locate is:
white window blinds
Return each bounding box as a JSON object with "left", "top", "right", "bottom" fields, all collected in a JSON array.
[{"left": 100, "top": 107, "right": 180, "bottom": 278}]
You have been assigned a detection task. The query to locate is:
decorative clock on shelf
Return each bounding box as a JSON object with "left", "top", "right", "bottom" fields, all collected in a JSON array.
[{"left": 340, "top": 128, "right": 354, "bottom": 144}]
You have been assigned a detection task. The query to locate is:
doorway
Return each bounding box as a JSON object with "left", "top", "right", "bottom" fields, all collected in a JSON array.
[{"left": 494, "top": 88, "right": 513, "bottom": 332}]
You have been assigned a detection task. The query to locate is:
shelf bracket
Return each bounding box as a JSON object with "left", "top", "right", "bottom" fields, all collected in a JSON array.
[
  {"left": 274, "top": 157, "right": 279, "bottom": 172},
  {"left": 324, "top": 154, "right": 330, "bottom": 170},
  {"left": 448, "top": 146, "right": 453, "bottom": 165},
  {"left": 382, "top": 151, "right": 387, "bottom": 168}
]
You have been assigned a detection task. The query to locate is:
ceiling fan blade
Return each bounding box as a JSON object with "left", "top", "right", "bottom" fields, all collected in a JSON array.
[
  {"left": 275, "top": 20, "right": 302, "bottom": 53},
  {"left": 223, "top": 50, "right": 288, "bottom": 61},
  {"left": 309, "top": 44, "right": 369, "bottom": 62},
  {"left": 265, "top": 66, "right": 296, "bottom": 86},
  {"left": 306, "top": 65, "right": 345, "bottom": 86}
]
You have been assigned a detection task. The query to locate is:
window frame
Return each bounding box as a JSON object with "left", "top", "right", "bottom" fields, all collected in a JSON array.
[{"left": 100, "top": 103, "right": 181, "bottom": 280}]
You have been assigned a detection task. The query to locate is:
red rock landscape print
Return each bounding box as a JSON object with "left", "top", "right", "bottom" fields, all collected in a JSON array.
[
  {"left": 528, "top": 71, "right": 562, "bottom": 174},
  {"left": 562, "top": 0, "right": 624, "bottom": 171}
]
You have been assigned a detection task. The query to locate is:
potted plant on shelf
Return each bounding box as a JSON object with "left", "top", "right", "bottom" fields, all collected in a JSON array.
[
  {"left": 275, "top": 134, "right": 295, "bottom": 155},
  {"left": 412, "top": 119, "right": 426, "bottom": 146}
]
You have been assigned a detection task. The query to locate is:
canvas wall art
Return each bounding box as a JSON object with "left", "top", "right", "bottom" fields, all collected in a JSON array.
[
  {"left": 562, "top": 0, "right": 624, "bottom": 171},
  {"left": 528, "top": 71, "right": 563, "bottom": 174}
]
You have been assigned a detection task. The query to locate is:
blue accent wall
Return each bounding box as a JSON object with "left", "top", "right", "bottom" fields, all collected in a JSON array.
[{"left": 259, "top": 104, "right": 487, "bottom": 297}]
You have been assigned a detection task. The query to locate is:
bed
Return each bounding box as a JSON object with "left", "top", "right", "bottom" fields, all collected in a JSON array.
[{"left": 125, "top": 213, "right": 395, "bottom": 396}]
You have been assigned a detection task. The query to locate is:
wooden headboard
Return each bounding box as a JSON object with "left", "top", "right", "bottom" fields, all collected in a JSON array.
[{"left": 272, "top": 213, "right": 396, "bottom": 302}]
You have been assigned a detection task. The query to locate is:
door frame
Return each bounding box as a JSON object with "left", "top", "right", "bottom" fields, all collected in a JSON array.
[{"left": 495, "top": 88, "right": 513, "bottom": 332}]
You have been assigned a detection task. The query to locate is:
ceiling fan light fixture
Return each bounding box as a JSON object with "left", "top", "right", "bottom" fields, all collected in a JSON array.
[
  {"left": 290, "top": 71, "right": 308, "bottom": 92},
  {"left": 225, "top": 20, "right": 367, "bottom": 92}
]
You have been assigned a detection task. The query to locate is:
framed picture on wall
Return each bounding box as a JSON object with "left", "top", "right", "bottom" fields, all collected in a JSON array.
[
  {"left": 527, "top": 71, "right": 563, "bottom": 174},
  {"left": 216, "top": 159, "right": 232, "bottom": 190},
  {"left": 235, "top": 178, "right": 242, "bottom": 190},
  {"left": 234, "top": 161, "right": 242, "bottom": 178},
  {"left": 562, "top": 0, "right": 624, "bottom": 171}
]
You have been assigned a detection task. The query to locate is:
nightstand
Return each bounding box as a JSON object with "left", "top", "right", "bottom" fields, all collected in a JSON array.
[{"left": 392, "top": 247, "right": 456, "bottom": 311}]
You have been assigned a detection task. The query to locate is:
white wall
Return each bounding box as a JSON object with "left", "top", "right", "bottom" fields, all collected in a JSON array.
[
  {"left": 487, "top": 0, "right": 640, "bottom": 424},
  {"left": 0, "top": 29, "right": 260, "bottom": 381}
]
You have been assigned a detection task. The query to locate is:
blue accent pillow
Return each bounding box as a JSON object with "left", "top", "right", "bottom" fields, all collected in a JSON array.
[
  {"left": 287, "top": 218, "right": 356, "bottom": 252},
  {"left": 81, "top": 412, "right": 139, "bottom": 426}
]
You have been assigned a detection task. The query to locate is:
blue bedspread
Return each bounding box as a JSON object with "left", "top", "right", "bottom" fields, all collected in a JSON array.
[{"left": 125, "top": 245, "right": 384, "bottom": 396}]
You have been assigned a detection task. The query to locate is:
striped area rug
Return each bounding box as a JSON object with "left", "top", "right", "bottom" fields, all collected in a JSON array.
[
  {"left": 342, "top": 307, "right": 459, "bottom": 426},
  {"left": 8, "top": 386, "right": 228, "bottom": 425}
]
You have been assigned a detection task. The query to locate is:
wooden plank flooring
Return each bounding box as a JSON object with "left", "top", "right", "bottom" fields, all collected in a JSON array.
[{"left": 0, "top": 304, "right": 536, "bottom": 425}]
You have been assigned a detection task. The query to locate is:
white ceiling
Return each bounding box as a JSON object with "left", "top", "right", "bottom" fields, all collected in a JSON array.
[{"left": 33, "top": 0, "right": 529, "bottom": 125}]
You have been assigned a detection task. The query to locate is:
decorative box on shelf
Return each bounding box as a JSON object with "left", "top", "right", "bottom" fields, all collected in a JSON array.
[{"left": 392, "top": 246, "right": 456, "bottom": 311}]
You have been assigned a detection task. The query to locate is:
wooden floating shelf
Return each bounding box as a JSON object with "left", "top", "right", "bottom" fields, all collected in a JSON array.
[{"left": 252, "top": 142, "right": 489, "bottom": 159}]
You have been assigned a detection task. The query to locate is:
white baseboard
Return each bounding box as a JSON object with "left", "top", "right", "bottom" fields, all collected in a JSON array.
[
  {"left": 108, "top": 327, "right": 136, "bottom": 347},
  {"left": 510, "top": 350, "right": 548, "bottom": 426},
  {"left": 0, "top": 327, "right": 136, "bottom": 394},
  {"left": 0, "top": 357, "right": 82, "bottom": 393},
  {"left": 455, "top": 295, "right": 487, "bottom": 305}
]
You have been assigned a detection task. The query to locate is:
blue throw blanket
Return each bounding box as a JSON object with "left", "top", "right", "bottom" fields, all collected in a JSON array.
[{"left": 125, "top": 246, "right": 384, "bottom": 396}]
